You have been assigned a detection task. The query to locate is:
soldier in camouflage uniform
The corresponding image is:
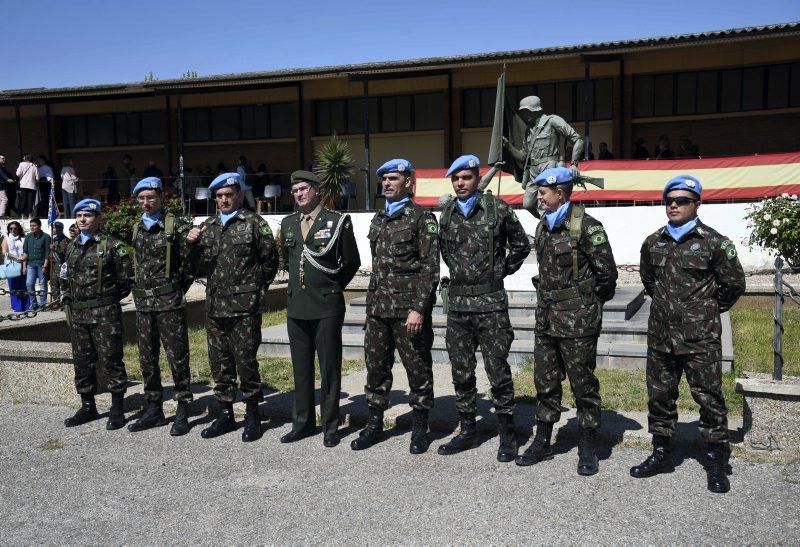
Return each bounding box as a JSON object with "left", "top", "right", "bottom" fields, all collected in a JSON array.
[
  {"left": 48, "top": 221, "right": 70, "bottom": 303},
  {"left": 503, "top": 96, "right": 584, "bottom": 214},
  {"left": 127, "top": 177, "right": 195, "bottom": 436},
  {"left": 516, "top": 167, "right": 617, "bottom": 476},
  {"left": 187, "top": 172, "right": 278, "bottom": 442},
  {"left": 61, "top": 199, "right": 134, "bottom": 430},
  {"left": 436, "top": 154, "right": 531, "bottom": 462},
  {"left": 632, "top": 175, "right": 745, "bottom": 494},
  {"left": 279, "top": 170, "right": 360, "bottom": 448},
  {"left": 351, "top": 158, "right": 440, "bottom": 454}
]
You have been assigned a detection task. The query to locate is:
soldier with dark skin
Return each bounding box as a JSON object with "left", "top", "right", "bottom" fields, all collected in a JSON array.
[
  {"left": 436, "top": 155, "right": 531, "bottom": 461},
  {"left": 126, "top": 177, "right": 195, "bottom": 436},
  {"left": 186, "top": 172, "right": 278, "bottom": 442},
  {"left": 351, "top": 158, "right": 440, "bottom": 454},
  {"left": 279, "top": 170, "right": 360, "bottom": 448},
  {"left": 633, "top": 175, "right": 745, "bottom": 494},
  {"left": 61, "top": 199, "right": 134, "bottom": 430},
  {"left": 48, "top": 221, "right": 70, "bottom": 303},
  {"left": 516, "top": 167, "right": 617, "bottom": 475}
]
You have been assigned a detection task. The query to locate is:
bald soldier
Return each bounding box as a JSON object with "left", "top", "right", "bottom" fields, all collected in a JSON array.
[
  {"left": 187, "top": 172, "right": 278, "bottom": 442},
  {"left": 633, "top": 175, "right": 745, "bottom": 494}
]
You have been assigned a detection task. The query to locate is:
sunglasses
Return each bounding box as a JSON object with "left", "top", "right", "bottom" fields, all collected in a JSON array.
[{"left": 664, "top": 197, "right": 698, "bottom": 206}]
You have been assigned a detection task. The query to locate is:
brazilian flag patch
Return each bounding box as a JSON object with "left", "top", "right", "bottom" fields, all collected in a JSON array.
[
  {"left": 117, "top": 246, "right": 129, "bottom": 257},
  {"left": 425, "top": 219, "right": 438, "bottom": 234},
  {"left": 591, "top": 232, "right": 608, "bottom": 246},
  {"left": 260, "top": 223, "right": 273, "bottom": 236},
  {"left": 721, "top": 240, "right": 737, "bottom": 260}
]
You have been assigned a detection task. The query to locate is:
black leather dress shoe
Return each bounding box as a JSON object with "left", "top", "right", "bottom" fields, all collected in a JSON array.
[
  {"left": 323, "top": 433, "right": 340, "bottom": 447},
  {"left": 280, "top": 429, "right": 314, "bottom": 443}
]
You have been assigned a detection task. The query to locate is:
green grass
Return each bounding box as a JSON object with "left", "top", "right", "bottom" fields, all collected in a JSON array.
[
  {"left": 512, "top": 296, "right": 800, "bottom": 417},
  {"left": 123, "top": 308, "right": 363, "bottom": 393}
]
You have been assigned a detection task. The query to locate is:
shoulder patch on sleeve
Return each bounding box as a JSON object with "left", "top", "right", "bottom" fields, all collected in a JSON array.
[
  {"left": 587, "top": 225, "right": 605, "bottom": 235},
  {"left": 117, "top": 246, "right": 128, "bottom": 257},
  {"left": 425, "top": 218, "right": 438, "bottom": 234},
  {"left": 510, "top": 210, "right": 519, "bottom": 223},
  {"left": 721, "top": 240, "right": 737, "bottom": 260},
  {"left": 591, "top": 232, "right": 608, "bottom": 246},
  {"left": 259, "top": 222, "right": 273, "bottom": 236}
]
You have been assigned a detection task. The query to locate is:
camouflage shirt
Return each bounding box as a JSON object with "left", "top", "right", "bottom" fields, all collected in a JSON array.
[
  {"left": 640, "top": 221, "right": 745, "bottom": 355},
  {"left": 534, "top": 204, "right": 618, "bottom": 337},
  {"left": 439, "top": 193, "right": 531, "bottom": 313},
  {"left": 49, "top": 234, "right": 71, "bottom": 278},
  {"left": 366, "top": 202, "right": 440, "bottom": 318},
  {"left": 62, "top": 234, "right": 134, "bottom": 324},
  {"left": 132, "top": 214, "right": 194, "bottom": 312},
  {"left": 193, "top": 209, "right": 278, "bottom": 317}
]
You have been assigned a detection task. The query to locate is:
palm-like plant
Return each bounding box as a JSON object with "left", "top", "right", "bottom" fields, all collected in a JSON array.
[{"left": 313, "top": 135, "right": 356, "bottom": 210}]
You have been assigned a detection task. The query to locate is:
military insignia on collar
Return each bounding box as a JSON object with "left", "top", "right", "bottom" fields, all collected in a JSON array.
[
  {"left": 327, "top": 220, "right": 333, "bottom": 228},
  {"left": 547, "top": 175, "right": 556, "bottom": 184},
  {"left": 691, "top": 243, "right": 701, "bottom": 251},
  {"left": 685, "top": 180, "right": 696, "bottom": 188},
  {"left": 259, "top": 223, "right": 272, "bottom": 236}
]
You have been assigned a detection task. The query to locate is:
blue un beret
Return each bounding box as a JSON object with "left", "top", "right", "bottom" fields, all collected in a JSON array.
[
  {"left": 376, "top": 159, "right": 413, "bottom": 177},
  {"left": 133, "top": 177, "right": 162, "bottom": 196},
  {"left": 446, "top": 154, "right": 480, "bottom": 177},
  {"left": 534, "top": 166, "right": 574, "bottom": 186},
  {"left": 663, "top": 174, "right": 702, "bottom": 200},
  {"left": 73, "top": 198, "right": 102, "bottom": 216},
  {"left": 209, "top": 172, "right": 243, "bottom": 192}
]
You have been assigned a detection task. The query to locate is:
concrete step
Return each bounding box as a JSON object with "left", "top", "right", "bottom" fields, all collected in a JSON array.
[
  {"left": 340, "top": 312, "right": 649, "bottom": 344},
  {"left": 346, "top": 286, "right": 646, "bottom": 321}
]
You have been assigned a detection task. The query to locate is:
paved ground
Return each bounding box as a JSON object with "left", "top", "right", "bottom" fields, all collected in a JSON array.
[{"left": 1, "top": 403, "right": 798, "bottom": 543}]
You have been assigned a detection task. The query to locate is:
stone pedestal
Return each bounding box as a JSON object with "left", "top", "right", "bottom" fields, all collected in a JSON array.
[{"left": 736, "top": 372, "right": 800, "bottom": 455}]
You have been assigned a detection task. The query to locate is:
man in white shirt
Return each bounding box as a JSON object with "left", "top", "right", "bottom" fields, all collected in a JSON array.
[
  {"left": 236, "top": 155, "right": 256, "bottom": 211},
  {"left": 60, "top": 159, "right": 79, "bottom": 218}
]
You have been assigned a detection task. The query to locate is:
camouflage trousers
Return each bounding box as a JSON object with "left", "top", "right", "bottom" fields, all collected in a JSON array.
[
  {"left": 70, "top": 319, "right": 127, "bottom": 395},
  {"left": 206, "top": 314, "right": 263, "bottom": 403},
  {"left": 534, "top": 334, "right": 601, "bottom": 429},
  {"left": 136, "top": 309, "right": 192, "bottom": 403},
  {"left": 49, "top": 271, "right": 63, "bottom": 301},
  {"left": 445, "top": 310, "right": 515, "bottom": 415},
  {"left": 647, "top": 348, "right": 728, "bottom": 442},
  {"left": 364, "top": 314, "right": 434, "bottom": 411}
]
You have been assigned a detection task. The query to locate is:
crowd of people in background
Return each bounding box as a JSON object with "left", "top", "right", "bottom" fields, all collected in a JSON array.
[{"left": 631, "top": 134, "right": 701, "bottom": 160}]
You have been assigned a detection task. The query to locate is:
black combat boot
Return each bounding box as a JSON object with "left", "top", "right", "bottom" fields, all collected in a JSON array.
[
  {"left": 437, "top": 413, "right": 478, "bottom": 455},
  {"left": 350, "top": 408, "right": 384, "bottom": 450},
  {"left": 64, "top": 394, "right": 99, "bottom": 427},
  {"left": 577, "top": 427, "right": 599, "bottom": 476},
  {"left": 630, "top": 435, "right": 674, "bottom": 478},
  {"left": 106, "top": 393, "right": 126, "bottom": 430},
  {"left": 241, "top": 401, "right": 263, "bottom": 442},
  {"left": 515, "top": 421, "right": 553, "bottom": 466},
  {"left": 409, "top": 409, "right": 430, "bottom": 454},
  {"left": 705, "top": 442, "right": 731, "bottom": 494},
  {"left": 170, "top": 401, "right": 190, "bottom": 437},
  {"left": 497, "top": 414, "right": 518, "bottom": 463},
  {"left": 127, "top": 399, "right": 167, "bottom": 432},
  {"left": 201, "top": 402, "right": 236, "bottom": 439}
]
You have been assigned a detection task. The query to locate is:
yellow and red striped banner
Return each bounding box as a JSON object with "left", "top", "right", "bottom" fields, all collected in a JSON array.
[{"left": 413, "top": 151, "right": 800, "bottom": 206}]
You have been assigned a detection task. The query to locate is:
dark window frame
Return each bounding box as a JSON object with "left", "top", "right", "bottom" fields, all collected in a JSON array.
[
  {"left": 59, "top": 110, "right": 165, "bottom": 149},
  {"left": 314, "top": 92, "right": 445, "bottom": 136},
  {"left": 182, "top": 102, "right": 297, "bottom": 142},
  {"left": 633, "top": 62, "right": 798, "bottom": 118}
]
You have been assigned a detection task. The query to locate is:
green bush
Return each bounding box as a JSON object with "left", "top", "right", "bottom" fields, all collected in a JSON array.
[
  {"left": 746, "top": 193, "right": 800, "bottom": 270},
  {"left": 101, "top": 196, "right": 185, "bottom": 244}
]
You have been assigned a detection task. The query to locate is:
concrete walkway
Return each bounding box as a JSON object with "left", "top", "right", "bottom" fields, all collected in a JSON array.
[{"left": 0, "top": 403, "right": 797, "bottom": 543}]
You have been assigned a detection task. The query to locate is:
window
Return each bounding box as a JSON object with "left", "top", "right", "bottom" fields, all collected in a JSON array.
[
  {"left": 182, "top": 103, "right": 297, "bottom": 142},
  {"left": 633, "top": 62, "right": 798, "bottom": 118},
  {"left": 464, "top": 78, "right": 613, "bottom": 127},
  {"left": 314, "top": 93, "right": 444, "bottom": 135},
  {"left": 59, "top": 110, "right": 164, "bottom": 148}
]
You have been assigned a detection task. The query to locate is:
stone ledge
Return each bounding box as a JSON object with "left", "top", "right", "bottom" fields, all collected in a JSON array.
[{"left": 736, "top": 375, "right": 800, "bottom": 398}]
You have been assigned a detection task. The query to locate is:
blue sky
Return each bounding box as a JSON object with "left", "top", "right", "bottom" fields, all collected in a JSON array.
[{"left": 4, "top": 0, "right": 799, "bottom": 90}]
